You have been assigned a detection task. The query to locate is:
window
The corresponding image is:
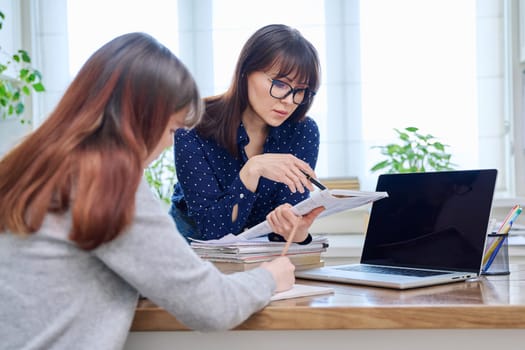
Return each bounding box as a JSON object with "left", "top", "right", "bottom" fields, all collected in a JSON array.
[
  {"left": 61, "top": 0, "right": 515, "bottom": 196},
  {"left": 360, "top": 0, "right": 483, "bottom": 191},
  {"left": 201, "top": 0, "right": 509, "bottom": 194},
  {"left": 210, "top": 0, "right": 326, "bottom": 93},
  {"left": 66, "top": 0, "right": 179, "bottom": 76}
]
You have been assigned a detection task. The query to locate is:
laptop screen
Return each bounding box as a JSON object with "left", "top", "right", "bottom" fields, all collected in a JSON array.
[{"left": 361, "top": 169, "right": 497, "bottom": 273}]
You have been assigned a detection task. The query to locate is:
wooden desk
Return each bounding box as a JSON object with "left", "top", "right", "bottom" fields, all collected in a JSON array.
[{"left": 126, "top": 266, "right": 525, "bottom": 350}]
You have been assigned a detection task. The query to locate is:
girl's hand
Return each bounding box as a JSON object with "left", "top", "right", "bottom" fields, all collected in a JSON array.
[{"left": 260, "top": 256, "right": 295, "bottom": 293}]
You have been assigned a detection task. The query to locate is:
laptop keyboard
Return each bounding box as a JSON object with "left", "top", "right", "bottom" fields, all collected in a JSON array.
[{"left": 335, "top": 264, "right": 448, "bottom": 277}]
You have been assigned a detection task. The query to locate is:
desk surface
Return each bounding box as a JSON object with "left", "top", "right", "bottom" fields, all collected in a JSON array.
[{"left": 131, "top": 265, "right": 525, "bottom": 331}]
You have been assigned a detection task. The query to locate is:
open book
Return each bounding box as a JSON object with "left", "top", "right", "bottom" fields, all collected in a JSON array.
[{"left": 194, "top": 189, "right": 388, "bottom": 244}]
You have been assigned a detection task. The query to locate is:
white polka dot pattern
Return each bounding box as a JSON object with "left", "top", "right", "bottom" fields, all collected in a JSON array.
[{"left": 171, "top": 117, "right": 320, "bottom": 240}]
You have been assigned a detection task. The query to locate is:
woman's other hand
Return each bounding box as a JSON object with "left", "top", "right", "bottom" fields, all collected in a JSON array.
[
  {"left": 240, "top": 153, "right": 317, "bottom": 193},
  {"left": 266, "top": 204, "right": 325, "bottom": 242}
]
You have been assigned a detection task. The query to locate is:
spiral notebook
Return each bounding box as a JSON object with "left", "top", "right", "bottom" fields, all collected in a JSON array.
[{"left": 296, "top": 169, "right": 498, "bottom": 289}]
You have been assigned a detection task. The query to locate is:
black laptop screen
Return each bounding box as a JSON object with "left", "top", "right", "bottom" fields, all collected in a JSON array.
[{"left": 361, "top": 169, "right": 497, "bottom": 273}]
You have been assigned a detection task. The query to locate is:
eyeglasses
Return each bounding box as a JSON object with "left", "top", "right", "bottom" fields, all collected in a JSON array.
[{"left": 265, "top": 74, "right": 314, "bottom": 105}]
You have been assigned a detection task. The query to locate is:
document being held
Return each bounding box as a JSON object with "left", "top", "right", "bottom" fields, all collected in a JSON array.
[{"left": 200, "top": 189, "right": 388, "bottom": 244}]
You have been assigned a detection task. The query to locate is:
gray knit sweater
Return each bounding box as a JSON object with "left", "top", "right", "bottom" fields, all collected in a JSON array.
[{"left": 0, "top": 179, "right": 275, "bottom": 350}]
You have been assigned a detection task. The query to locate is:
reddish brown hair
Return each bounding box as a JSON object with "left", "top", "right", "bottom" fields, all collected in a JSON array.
[{"left": 0, "top": 32, "right": 202, "bottom": 249}]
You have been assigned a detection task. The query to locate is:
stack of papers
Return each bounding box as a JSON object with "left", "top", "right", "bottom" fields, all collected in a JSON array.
[
  {"left": 191, "top": 236, "right": 328, "bottom": 256},
  {"left": 191, "top": 236, "right": 329, "bottom": 273}
]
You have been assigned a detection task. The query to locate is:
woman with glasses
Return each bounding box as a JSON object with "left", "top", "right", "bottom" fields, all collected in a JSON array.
[{"left": 170, "top": 24, "right": 324, "bottom": 243}]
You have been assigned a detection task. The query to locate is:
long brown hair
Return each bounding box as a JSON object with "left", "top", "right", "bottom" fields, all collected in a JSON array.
[
  {"left": 196, "top": 24, "right": 320, "bottom": 157},
  {"left": 0, "top": 32, "right": 202, "bottom": 250}
]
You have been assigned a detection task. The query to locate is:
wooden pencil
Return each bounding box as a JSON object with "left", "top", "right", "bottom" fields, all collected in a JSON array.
[{"left": 281, "top": 221, "right": 300, "bottom": 256}]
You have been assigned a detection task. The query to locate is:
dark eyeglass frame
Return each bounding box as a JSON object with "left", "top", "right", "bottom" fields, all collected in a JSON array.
[{"left": 264, "top": 74, "right": 315, "bottom": 106}]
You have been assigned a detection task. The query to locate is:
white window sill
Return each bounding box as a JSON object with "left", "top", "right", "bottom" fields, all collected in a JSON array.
[{"left": 493, "top": 196, "right": 525, "bottom": 208}]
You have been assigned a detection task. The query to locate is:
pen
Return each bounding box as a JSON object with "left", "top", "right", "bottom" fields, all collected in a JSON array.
[
  {"left": 281, "top": 221, "right": 299, "bottom": 256},
  {"left": 496, "top": 204, "right": 520, "bottom": 234},
  {"left": 483, "top": 234, "right": 507, "bottom": 272},
  {"left": 482, "top": 205, "right": 519, "bottom": 265},
  {"left": 482, "top": 235, "right": 502, "bottom": 266},
  {"left": 482, "top": 205, "right": 522, "bottom": 268},
  {"left": 499, "top": 207, "right": 522, "bottom": 234},
  {"left": 301, "top": 170, "right": 327, "bottom": 190}
]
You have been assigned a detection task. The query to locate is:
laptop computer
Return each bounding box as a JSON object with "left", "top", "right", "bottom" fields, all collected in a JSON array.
[{"left": 296, "top": 169, "right": 498, "bottom": 289}]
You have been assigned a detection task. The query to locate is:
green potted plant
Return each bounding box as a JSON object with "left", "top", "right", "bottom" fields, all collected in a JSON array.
[
  {"left": 0, "top": 10, "right": 45, "bottom": 124},
  {"left": 370, "top": 126, "right": 456, "bottom": 173},
  {"left": 144, "top": 147, "right": 177, "bottom": 205}
]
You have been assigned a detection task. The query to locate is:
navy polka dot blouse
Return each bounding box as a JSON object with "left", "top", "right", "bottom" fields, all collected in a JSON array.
[{"left": 170, "top": 116, "right": 320, "bottom": 241}]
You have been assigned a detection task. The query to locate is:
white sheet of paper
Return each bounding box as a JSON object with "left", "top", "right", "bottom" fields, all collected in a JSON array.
[
  {"left": 270, "top": 284, "right": 334, "bottom": 301},
  {"left": 224, "top": 189, "right": 388, "bottom": 242}
]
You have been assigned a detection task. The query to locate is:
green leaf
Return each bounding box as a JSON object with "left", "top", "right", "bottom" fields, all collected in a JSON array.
[
  {"left": 19, "top": 68, "right": 29, "bottom": 79},
  {"left": 386, "top": 144, "right": 402, "bottom": 154},
  {"left": 433, "top": 142, "right": 445, "bottom": 151},
  {"left": 15, "top": 102, "right": 24, "bottom": 114},
  {"left": 416, "top": 133, "right": 430, "bottom": 142},
  {"left": 32, "top": 82, "right": 45, "bottom": 92},
  {"left": 398, "top": 132, "right": 409, "bottom": 142},
  {"left": 19, "top": 50, "right": 31, "bottom": 63},
  {"left": 22, "top": 86, "right": 31, "bottom": 95},
  {"left": 370, "top": 160, "right": 390, "bottom": 172},
  {"left": 27, "top": 73, "right": 36, "bottom": 83},
  {"left": 33, "top": 70, "right": 43, "bottom": 80}
]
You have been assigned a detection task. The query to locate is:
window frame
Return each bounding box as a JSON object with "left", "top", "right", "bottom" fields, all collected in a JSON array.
[{"left": 17, "top": 0, "right": 525, "bottom": 201}]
